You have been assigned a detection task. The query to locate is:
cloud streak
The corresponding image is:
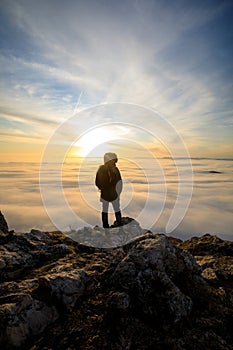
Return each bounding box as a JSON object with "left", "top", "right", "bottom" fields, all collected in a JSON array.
[{"left": 0, "top": 0, "right": 233, "bottom": 158}]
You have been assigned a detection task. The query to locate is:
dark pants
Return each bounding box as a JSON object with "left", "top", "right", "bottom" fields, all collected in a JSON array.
[{"left": 101, "top": 198, "right": 122, "bottom": 228}]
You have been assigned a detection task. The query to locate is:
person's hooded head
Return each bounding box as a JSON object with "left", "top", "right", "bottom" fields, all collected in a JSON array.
[{"left": 104, "top": 152, "right": 118, "bottom": 166}]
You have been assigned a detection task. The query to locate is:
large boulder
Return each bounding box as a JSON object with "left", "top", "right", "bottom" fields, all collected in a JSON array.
[
  {"left": 37, "top": 264, "right": 88, "bottom": 310},
  {"left": 0, "top": 293, "right": 58, "bottom": 347},
  {"left": 0, "top": 230, "right": 72, "bottom": 282},
  {"left": 70, "top": 217, "right": 148, "bottom": 248},
  {"left": 111, "top": 233, "right": 202, "bottom": 325}
]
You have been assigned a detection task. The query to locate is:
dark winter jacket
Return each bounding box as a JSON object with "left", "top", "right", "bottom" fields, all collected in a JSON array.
[{"left": 95, "top": 163, "right": 122, "bottom": 202}]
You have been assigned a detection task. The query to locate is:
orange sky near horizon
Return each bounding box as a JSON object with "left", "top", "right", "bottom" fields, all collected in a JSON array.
[
  {"left": 1, "top": 2, "right": 233, "bottom": 164},
  {"left": 1, "top": 136, "right": 233, "bottom": 163}
]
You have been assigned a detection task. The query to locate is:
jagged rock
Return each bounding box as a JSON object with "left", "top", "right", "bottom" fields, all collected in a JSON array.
[
  {"left": 181, "top": 233, "right": 233, "bottom": 256},
  {"left": 0, "top": 222, "right": 232, "bottom": 349},
  {"left": 29, "top": 229, "right": 53, "bottom": 243},
  {"left": 0, "top": 212, "right": 14, "bottom": 243},
  {"left": 0, "top": 230, "right": 73, "bottom": 283},
  {"left": 0, "top": 211, "right": 9, "bottom": 234},
  {"left": 70, "top": 217, "right": 148, "bottom": 248},
  {"left": 38, "top": 265, "right": 87, "bottom": 310},
  {"left": 0, "top": 294, "right": 58, "bottom": 347},
  {"left": 111, "top": 216, "right": 135, "bottom": 227},
  {"left": 111, "top": 234, "right": 195, "bottom": 324},
  {"left": 181, "top": 234, "right": 233, "bottom": 287}
]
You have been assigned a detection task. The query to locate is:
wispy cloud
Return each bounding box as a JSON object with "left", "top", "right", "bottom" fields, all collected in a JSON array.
[{"left": 0, "top": 0, "right": 233, "bottom": 158}]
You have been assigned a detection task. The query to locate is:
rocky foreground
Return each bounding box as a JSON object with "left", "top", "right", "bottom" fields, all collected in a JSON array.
[{"left": 0, "top": 212, "right": 233, "bottom": 350}]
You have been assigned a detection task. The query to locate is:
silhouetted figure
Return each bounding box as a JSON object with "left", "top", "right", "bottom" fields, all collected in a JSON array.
[{"left": 95, "top": 153, "right": 122, "bottom": 228}]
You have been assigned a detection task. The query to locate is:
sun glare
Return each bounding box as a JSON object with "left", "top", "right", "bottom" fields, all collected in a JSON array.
[{"left": 74, "top": 125, "right": 129, "bottom": 157}]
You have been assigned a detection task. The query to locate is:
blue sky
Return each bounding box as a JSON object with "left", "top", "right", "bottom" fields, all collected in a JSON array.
[{"left": 0, "top": 0, "right": 233, "bottom": 160}]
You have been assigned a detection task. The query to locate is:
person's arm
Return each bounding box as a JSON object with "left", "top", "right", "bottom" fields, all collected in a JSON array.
[
  {"left": 115, "top": 168, "right": 123, "bottom": 194},
  {"left": 95, "top": 166, "right": 108, "bottom": 190}
]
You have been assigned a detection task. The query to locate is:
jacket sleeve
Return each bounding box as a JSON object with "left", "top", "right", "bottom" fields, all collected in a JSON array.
[
  {"left": 115, "top": 168, "right": 123, "bottom": 195},
  {"left": 95, "top": 166, "right": 108, "bottom": 190}
]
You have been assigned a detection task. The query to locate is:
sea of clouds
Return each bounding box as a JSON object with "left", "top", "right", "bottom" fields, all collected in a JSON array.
[{"left": 0, "top": 158, "right": 232, "bottom": 241}]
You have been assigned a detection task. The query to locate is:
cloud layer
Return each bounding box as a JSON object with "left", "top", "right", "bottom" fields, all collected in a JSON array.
[{"left": 1, "top": 158, "right": 232, "bottom": 240}]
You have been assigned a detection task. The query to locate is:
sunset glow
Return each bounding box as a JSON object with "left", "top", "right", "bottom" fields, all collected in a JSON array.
[
  {"left": 0, "top": 1, "right": 232, "bottom": 161},
  {"left": 74, "top": 125, "right": 130, "bottom": 157},
  {"left": 0, "top": 1, "right": 232, "bottom": 240}
]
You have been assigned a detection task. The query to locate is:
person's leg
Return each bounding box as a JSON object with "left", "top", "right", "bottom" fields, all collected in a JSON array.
[
  {"left": 102, "top": 200, "right": 109, "bottom": 228},
  {"left": 112, "top": 198, "right": 122, "bottom": 225}
]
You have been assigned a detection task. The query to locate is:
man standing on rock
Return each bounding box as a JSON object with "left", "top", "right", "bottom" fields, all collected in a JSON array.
[{"left": 95, "top": 153, "right": 123, "bottom": 228}]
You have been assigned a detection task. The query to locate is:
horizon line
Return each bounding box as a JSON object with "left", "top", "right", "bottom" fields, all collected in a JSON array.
[{"left": 1, "top": 157, "right": 233, "bottom": 164}]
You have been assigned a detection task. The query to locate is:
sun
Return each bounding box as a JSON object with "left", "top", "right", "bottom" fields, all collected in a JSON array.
[{"left": 74, "top": 125, "right": 129, "bottom": 157}]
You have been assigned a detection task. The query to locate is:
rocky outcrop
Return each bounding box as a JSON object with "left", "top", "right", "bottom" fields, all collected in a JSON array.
[
  {"left": 179, "top": 233, "right": 233, "bottom": 290},
  {"left": 0, "top": 214, "right": 232, "bottom": 349},
  {"left": 0, "top": 212, "right": 14, "bottom": 247},
  {"left": 0, "top": 211, "right": 9, "bottom": 234},
  {"left": 180, "top": 233, "right": 233, "bottom": 256},
  {"left": 111, "top": 234, "right": 195, "bottom": 324},
  {"left": 69, "top": 216, "right": 148, "bottom": 247}
]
